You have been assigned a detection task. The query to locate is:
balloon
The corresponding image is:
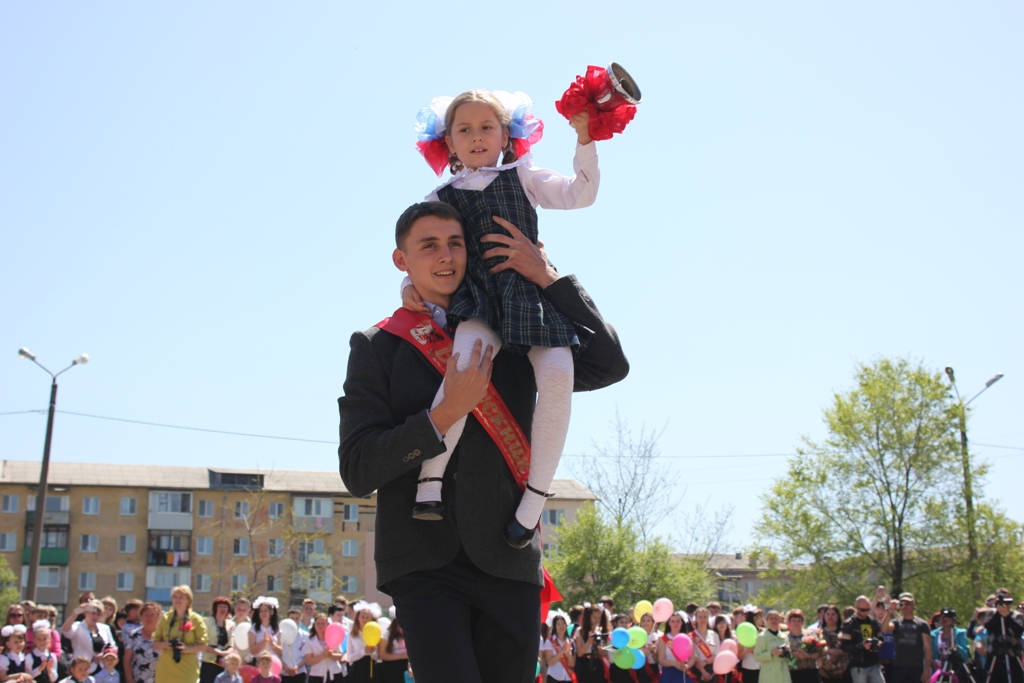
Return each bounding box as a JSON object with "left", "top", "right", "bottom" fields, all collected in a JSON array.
[
  {"left": 652, "top": 598, "right": 674, "bottom": 622},
  {"left": 721, "top": 639, "right": 738, "bottom": 655},
  {"left": 630, "top": 648, "right": 646, "bottom": 670},
  {"left": 613, "top": 647, "right": 635, "bottom": 669},
  {"left": 611, "top": 627, "right": 630, "bottom": 649},
  {"left": 378, "top": 617, "right": 391, "bottom": 633},
  {"left": 735, "top": 622, "right": 757, "bottom": 648},
  {"left": 363, "top": 622, "right": 382, "bottom": 647},
  {"left": 536, "top": 662, "right": 541, "bottom": 677},
  {"left": 324, "top": 622, "right": 346, "bottom": 649},
  {"left": 714, "top": 651, "right": 739, "bottom": 675},
  {"left": 671, "top": 634, "right": 693, "bottom": 661},
  {"left": 270, "top": 655, "right": 282, "bottom": 677},
  {"left": 279, "top": 619, "right": 298, "bottom": 646},
  {"left": 931, "top": 672, "right": 957, "bottom": 683},
  {"left": 633, "top": 600, "right": 653, "bottom": 620},
  {"left": 567, "top": 623, "right": 575, "bottom": 636},
  {"left": 627, "top": 626, "right": 647, "bottom": 649},
  {"left": 233, "top": 623, "right": 252, "bottom": 650},
  {"left": 238, "top": 666, "right": 258, "bottom": 683}
]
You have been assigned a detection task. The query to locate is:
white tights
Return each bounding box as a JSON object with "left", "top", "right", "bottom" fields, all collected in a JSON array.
[{"left": 416, "top": 317, "right": 574, "bottom": 529}]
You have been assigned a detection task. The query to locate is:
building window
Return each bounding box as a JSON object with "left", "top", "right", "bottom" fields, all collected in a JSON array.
[
  {"left": 83, "top": 497, "right": 100, "bottom": 515},
  {"left": 26, "top": 528, "right": 68, "bottom": 549},
  {"left": 233, "top": 538, "right": 249, "bottom": 556},
  {"left": 21, "top": 566, "right": 61, "bottom": 588},
  {"left": 79, "top": 572, "right": 96, "bottom": 591},
  {"left": 195, "top": 574, "right": 212, "bottom": 593},
  {"left": 542, "top": 509, "right": 565, "bottom": 526},
  {"left": 267, "top": 575, "right": 283, "bottom": 592},
  {"left": 156, "top": 492, "right": 191, "bottom": 514},
  {"left": 234, "top": 502, "right": 249, "bottom": 520},
  {"left": 150, "top": 530, "right": 190, "bottom": 551},
  {"left": 231, "top": 574, "right": 247, "bottom": 592},
  {"left": 343, "top": 504, "right": 358, "bottom": 523},
  {"left": 198, "top": 500, "right": 214, "bottom": 518},
  {"left": 117, "top": 572, "right": 134, "bottom": 591},
  {"left": 120, "top": 497, "right": 137, "bottom": 516},
  {"left": 27, "top": 495, "right": 69, "bottom": 512},
  {"left": 342, "top": 540, "right": 358, "bottom": 557},
  {"left": 295, "top": 498, "right": 332, "bottom": 518},
  {"left": 81, "top": 534, "right": 99, "bottom": 553},
  {"left": 542, "top": 543, "right": 558, "bottom": 558},
  {"left": 0, "top": 533, "right": 16, "bottom": 551},
  {"left": 340, "top": 575, "right": 357, "bottom": 593},
  {"left": 196, "top": 537, "right": 213, "bottom": 556},
  {"left": 269, "top": 502, "right": 284, "bottom": 520},
  {"left": 1, "top": 495, "right": 18, "bottom": 513},
  {"left": 268, "top": 539, "right": 284, "bottom": 557},
  {"left": 296, "top": 539, "right": 324, "bottom": 564},
  {"left": 118, "top": 535, "right": 136, "bottom": 553}
]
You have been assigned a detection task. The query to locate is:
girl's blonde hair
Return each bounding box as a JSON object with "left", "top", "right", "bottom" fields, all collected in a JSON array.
[{"left": 443, "top": 90, "right": 517, "bottom": 175}]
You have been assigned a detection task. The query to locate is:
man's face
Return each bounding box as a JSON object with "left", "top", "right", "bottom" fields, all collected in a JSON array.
[
  {"left": 302, "top": 603, "right": 316, "bottom": 618},
  {"left": 393, "top": 216, "right": 466, "bottom": 309},
  {"left": 855, "top": 600, "right": 871, "bottom": 618},
  {"left": 709, "top": 606, "right": 721, "bottom": 616},
  {"left": 901, "top": 599, "right": 915, "bottom": 617}
]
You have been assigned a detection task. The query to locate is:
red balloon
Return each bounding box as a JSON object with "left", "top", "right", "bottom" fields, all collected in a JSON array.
[{"left": 239, "top": 665, "right": 258, "bottom": 683}]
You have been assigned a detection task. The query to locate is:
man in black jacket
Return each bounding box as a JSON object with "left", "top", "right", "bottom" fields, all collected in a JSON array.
[
  {"left": 338, "top": 202, "right": 629, "bottom": 683},
  {"left": 842, "top": 596, "right": 886, "bottom": 683}
]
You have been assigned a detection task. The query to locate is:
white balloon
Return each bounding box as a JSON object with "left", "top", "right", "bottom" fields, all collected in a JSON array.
[
  {"left": 279, "top": 619, "right": 298, "bottom": 646},
  {"left": 233, "top": 622, "right": 252, "bottom": 650}
]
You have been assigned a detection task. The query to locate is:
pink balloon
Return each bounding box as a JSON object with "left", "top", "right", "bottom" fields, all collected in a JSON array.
[
  {"left": 714, "top": 651, "right": 739, "bottom": 675},
  {"left": 270, "top": 655, "right": 282, "bottom": 677},
  {"left": 931, "top": 672, "right": 957, "bottom": 683},
  {"left": 652, "top": 598, "right": 674, "bottom": 622},
  {"left": 324, "top": 622, "right": 346, "bottom": 649},
  {"left": 671, "top": 634, "right": 693, "bottom": 662},
  {"left": 720, "top": 639, "right": 738, "bottom": 655}
]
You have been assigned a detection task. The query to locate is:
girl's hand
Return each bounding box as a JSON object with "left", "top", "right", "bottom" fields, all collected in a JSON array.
[
  {"left": 570, "top": 111, "right": 592, "bottom": 145},
  {"left": 402, "top": 284, "right": 429, "bottom": 313}
]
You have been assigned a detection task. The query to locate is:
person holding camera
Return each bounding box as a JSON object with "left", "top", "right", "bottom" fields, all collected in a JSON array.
[
  {"left": 981, "top": 595, "right": 1024, "bottom": 683},
  {"left": 61, "top": 601, "right": 115, "bottom": 675},
  {"left": 754, "top": 611, "right": 792, "bottom": 683},
  {"left": 930, "top": 608, "right": 970, "bottom": 683},
  {"left": 573, "top": 605, "right": 611, "bottom": 683},
  {"left": 840, "top": 597, "right": 885, "bottom": 683},
  {"left": 882, "top": 593, "right": 933, "bottom": 683},
  {"left": 152, "top": 586, "right": 208, "bottom": 683}
]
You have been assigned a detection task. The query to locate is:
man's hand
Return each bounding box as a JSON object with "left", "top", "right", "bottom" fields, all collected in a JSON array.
[
  {"left": 428, "top": 339, "right": 493, "bottom": 436},
  {"left": 402, "top": 283, "right": 429, "bottom": 313},
  {"left": 482, "top": 216, "right": 558, "bottom": 289}
]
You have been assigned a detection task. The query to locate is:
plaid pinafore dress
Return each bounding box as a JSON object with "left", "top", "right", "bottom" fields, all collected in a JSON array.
[{"left": 440, "top": 169, "right": 591, "bottom": 355}]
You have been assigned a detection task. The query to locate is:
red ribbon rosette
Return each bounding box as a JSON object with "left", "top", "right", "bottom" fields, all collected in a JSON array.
[{"left": 555, "top": 65, "right": 637, "bottom": 141}]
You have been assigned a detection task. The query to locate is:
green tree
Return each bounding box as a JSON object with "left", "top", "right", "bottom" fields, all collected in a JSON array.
[
  {"left": 755, "top": 357, "right": 1022, "bottom": 617},
  {"left": 546, "top": 503, "right": 714, "bottom": 608},
  {"left": 0, "top": 555, "right": 20, "bottom": 618}
]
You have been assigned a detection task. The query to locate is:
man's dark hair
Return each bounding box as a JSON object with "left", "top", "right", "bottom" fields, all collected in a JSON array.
[
  {"left": 327, "top": 604, "right": 343, "bottom": 617},
  {"left": 685, "top": 602, "right": 699, "bottom": 615},
  {"left": 395, "top": 202, "right": 463, "bottom": 249}
]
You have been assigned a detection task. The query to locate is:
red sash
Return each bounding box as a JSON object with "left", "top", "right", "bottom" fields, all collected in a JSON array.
[
  {"left": 376, "top": 308, "right": 560, "bottom": 617},
  {"left": 692, "top": 631, "right": 714, "bottom": 661},
  {"left": 550, "top": 636, "right": 579, "bottom": 683}
]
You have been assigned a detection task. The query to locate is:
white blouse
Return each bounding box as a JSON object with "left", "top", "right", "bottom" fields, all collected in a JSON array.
[
  {"left": 63, "top": 621, "right": 115, "bottom": 673},
  {"left": 300, "top": 637, "right": 343, "bottom": 679}
]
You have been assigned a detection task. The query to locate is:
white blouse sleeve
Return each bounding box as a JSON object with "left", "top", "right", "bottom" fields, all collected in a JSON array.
[{"left": 517, "top": 142, "right": 600, "bottom": 211}]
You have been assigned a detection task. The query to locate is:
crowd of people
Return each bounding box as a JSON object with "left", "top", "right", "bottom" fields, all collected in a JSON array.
[
  {"left": 537, "top": 588, "right": 1024, "bottom": 683},
  {"left": 1, "top": 590, "right": 409, "bottom": 683}
]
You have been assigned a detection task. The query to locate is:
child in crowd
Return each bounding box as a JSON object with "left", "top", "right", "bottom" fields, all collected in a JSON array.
[
  {"left": 2, "top": 624, "right": 33, "bottom": 683},
  {"left": 29, "top": 625, "right": 58, "bottom": 683},
  {"left": 213, "top": 653, "right": 242, "bottom": 683},
  {"left": 58, "top": 657, "right": 94, "bottom": 683},
  {"left": 93, "top": 650, "right": 118, "bottom": 683},
  {"left": 407, "top": 88, "right": 599, "bottom": 548},
  {"left": 251, "top": 652, "right": 279, "bottom": 683}
]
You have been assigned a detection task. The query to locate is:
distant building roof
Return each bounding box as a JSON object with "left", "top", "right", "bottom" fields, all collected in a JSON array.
[
  {"left": 0, "top": 459, "right": 596, "bottom": 500},
  {"left": 674, "top": 552, "right": 809, "bottom": 573}
]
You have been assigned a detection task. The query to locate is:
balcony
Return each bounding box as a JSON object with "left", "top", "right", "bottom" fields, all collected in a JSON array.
[
  {"left": 146, "top": 588, "right": 172, "bottom": 604},
  {"left": 25, "top": 510, "right": 71, "bottom": 526},
  {"left": 148, "top": 549, "right": 190, "bottom": 567},
  {"left": 21, "top": 548, "right": 69, "bottom": 565}
]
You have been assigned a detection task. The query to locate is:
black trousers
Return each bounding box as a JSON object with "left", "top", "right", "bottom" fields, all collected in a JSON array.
[{"left": 387, "top": 549, "right": 541, "bottom": 683}]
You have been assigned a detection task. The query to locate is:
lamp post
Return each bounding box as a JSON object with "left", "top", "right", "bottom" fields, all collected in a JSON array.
[
  {"left": 944, "top": 366, "right": 1004, "bottom": 603},
  {"left": 18, "top": 348, "right": 88, "bottom": 601}
]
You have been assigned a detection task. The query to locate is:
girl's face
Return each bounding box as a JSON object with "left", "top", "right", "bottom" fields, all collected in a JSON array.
[
  {"left": 35, "top": 629, "right": 51, "bottom": 650},
  {"left": 8, "top": 633, "right": 26, "bottom": 651},
  {"left": 695, "top": 609, "right": 709, "bottom": 626},
  {"left": 259, "top": 605, "right": 272, "bottom": 624},
  {"left": 715, "top": 619, "right": 728, "bottom": 635},
  {"left": 553, "top": 617, "right": 567, "bottom": 638},
  {"left": 824, "top": 609, "right": 839, "bottom": 628},
  {"left": 313, "top": 617, "right": 327, "bottom": 638},
  {"left": 668, "top": 615, "right": 684, "bottom": 634},
  {"left": 641, "top": 614, "right": 654, "bottom": 632},
  {"left": 357, "top": 610, "right": 371, "bottom": 626},
  {"left": 103, "top": 605, "right": 115, "bottom": 621},
  {"left": 590, "top": 609, "right": 602, "bottom": 626},
  {"left": 258, "top": 659, "right": 272, "bottom": 676},
  {"left": 445, "top": 101, "right": 509, "bottom": 171}
]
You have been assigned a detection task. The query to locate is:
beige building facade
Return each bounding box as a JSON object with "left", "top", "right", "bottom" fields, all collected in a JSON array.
[{"left": 0, "top": 460, "right": 594, "bottom": 616}]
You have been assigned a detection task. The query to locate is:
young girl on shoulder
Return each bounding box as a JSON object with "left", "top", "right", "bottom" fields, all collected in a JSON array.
[{"left": 407, "top": 89, "right": 599, "bottom": 548}]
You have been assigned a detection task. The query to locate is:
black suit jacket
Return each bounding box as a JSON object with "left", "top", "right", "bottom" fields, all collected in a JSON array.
[{"left": 338, "top": 275, "right": 628, "bottom": 591}]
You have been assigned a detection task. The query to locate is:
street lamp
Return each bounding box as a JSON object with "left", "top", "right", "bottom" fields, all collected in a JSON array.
[
  {"left": 18, "top": 348, "right": 89, "bottom": 601},
  {"left": 944, "top": 366, "right": 1004, "bottom": 603}
]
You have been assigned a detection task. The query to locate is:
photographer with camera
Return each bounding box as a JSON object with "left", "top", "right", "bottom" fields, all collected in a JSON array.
[
  {"left": 573, "top": 604, "right": 611, "bottom": 683},
  {"left": 840, "top": 597, "right": 885, "bottom": 683},
  {"left": 930, "top": 609, "right": 970, "bottom": 683},
  {"left": 981, "top": 595, "right": 1024, "bottom": 683},
  {"left": 152, "top": 586, "right": 208, "bottom": 683},
  {"left": 754, "top": 610, "right": 792, "bottom": 683},
  {"left": 881, "top": 593, "right": 933, "bottom": 683}
]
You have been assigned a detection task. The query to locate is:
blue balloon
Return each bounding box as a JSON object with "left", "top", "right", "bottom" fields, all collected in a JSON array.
[
  {"left": 630, "top": 648, "right": 646, "bottom": 670},
  {"left": 611, "top": 627, "right": 630, "bottom": 649}
]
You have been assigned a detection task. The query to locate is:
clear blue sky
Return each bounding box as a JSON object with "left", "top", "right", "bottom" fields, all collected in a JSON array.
[{"left": 3, "top": 2, "right": 1021, "bottom": 551}]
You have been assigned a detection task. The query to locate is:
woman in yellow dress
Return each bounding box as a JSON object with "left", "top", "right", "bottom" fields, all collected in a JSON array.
[{"left": 153, "top": 586, "right": 208, "bottom": 683}]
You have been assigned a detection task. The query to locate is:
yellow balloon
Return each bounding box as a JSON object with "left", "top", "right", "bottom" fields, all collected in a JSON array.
[
  {"left": 363, "top": 621, "right": 382, "bottom": 647},
  {"left": 633, "top": 600, "right": 653, "bottom": 620}
]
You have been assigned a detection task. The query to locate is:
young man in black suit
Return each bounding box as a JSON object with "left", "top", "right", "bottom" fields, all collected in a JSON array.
[{"left": 338, "top": 201, "right": 628, "bottom": 683}]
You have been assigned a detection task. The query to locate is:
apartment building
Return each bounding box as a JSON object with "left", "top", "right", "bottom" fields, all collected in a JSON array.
[{"left": 0, "top": 459, "right": 594, "bottom": 616}]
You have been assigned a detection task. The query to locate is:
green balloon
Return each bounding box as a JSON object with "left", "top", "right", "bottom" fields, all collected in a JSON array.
[
  {"left": 627, "top": 626, "right": 648, "bottom": 649},
  {"left": 736, "top": 622, "right": 758, "bottom": 648},
  {"left": 536, "top": 661, "right": 541, "bottom": 676},
  {"left": 614, "top": 647, "right": 636, "bottom": 669}
]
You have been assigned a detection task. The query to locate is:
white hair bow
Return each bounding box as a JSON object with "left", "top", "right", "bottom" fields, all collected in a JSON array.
[
  {"left": 252, "top": 596, "right": 279, "bottom": 610},
  {"left": 1, "top": 624, "right": 27, "bottom": 637},
  {"left": 32, "top": 620, "right": 52, "bottom": 631}
]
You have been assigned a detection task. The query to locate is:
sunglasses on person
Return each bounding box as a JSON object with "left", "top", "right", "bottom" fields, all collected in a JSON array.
[{"left": 9, "top": 612, "right": 24, "bottom": 618}]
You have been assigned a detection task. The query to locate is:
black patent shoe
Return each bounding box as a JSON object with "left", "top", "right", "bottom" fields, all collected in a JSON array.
[
  {"left": 504, "top": 516, "right": 537, "bottom": 549},
  {"left": 412, "top": 501, "right": 445, "bottom": 521}
]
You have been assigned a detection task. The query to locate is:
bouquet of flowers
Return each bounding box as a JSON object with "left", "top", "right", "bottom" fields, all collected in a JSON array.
[{"left": 789, "top": 635, "right": 827, "bottom": 669}]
